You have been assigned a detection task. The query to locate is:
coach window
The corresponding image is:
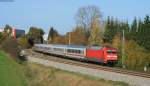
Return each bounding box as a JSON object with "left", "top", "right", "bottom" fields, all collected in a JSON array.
[
  {"left": 67, "top": 49, "right": 71, "bottom": 53},
  {"left": 80, "top": 50, "right": 83, "bottom": 54},
  {"left": 67, "top": 49, "right": 70, "bottom": 52},
  {"left": 72, "top": 49, "right": 75, "bottom": 53},
  {"left": 69, "top": 49, "right": 72, "bottom": 53},
  {"left": 76, "top": 50, "right": 78, "bottom": 54},
  {"left": 67, "top": 49, "right": 69, "bottom": 52},
  {"left": 79, "top": 50, "right": 81, "bottom": 54},
  {"left": 76, "top": 50, "right": 78, "bottom": 53},
  {"left": 81, "top": 51, "right": 84, "bottom": 54},
  {"left": 72, "top": 49, "right": 74, "bottom": 53},
  {"left": 75, "top": 50, "right": 78, "bottom": 53},
  {"left": 72, "top": 50, "right": 75, "bottom": 53},
  {"left": 70, "top": 49, "right": 72, "bottom": 53},
  {"left": 74, "top": 50, "right": 77, "bottom": 53}
]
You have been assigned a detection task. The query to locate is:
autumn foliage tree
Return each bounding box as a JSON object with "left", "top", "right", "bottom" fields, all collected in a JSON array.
[
  {"left": 17, "top": 35, "right": 30, "bottom": 49},
  {"left": 75, "top": 5, "right": 103, "bottom": 45},
  {"left": 53, "top": 35, "right": 66, "bottom": 44},
  {"left": 89, "top": 19, "right": 102, "bottom": 45},
  {"left": 66, "top": 27, "right": 87, "bottom": 45},
  {"left": 27, "top": 27, "right": 44, "bottom": 44},
  {"left": 125, "top": 40, "right": 150, "bottom": 71}
]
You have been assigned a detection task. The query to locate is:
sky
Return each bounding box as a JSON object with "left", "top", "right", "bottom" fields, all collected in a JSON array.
[{"left": 0, "top": 0, "right": 150, "bottom": 34}]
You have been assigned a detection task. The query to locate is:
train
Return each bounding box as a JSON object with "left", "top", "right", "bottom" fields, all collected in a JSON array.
[
  {"left": 12, "top": 29, "right": 25, "bottom": 39},
  {"left": 33, "top": 44, "right": 118, "bottom": 64}
]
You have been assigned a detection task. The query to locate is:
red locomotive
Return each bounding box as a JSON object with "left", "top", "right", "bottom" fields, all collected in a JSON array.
[
  {"left": 86, "top": 46, "right": 117, "bottom": 64},
  {"left": 33, "top": 44, "right": 118, "bottom": 64}
]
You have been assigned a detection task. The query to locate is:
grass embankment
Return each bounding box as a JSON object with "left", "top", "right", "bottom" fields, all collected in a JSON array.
[
  {"left": 0, "top": 50, "right": 129, "bottom": 86},
  {"left": 22, "top": 62, "right": 129, "bottom": 86},
  {"left": 0, "top": 51, "right": 27, "bottom": 86}
]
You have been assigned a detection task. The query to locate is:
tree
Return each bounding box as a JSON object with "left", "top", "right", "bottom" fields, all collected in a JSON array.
[
  {"left": 53, "top": 35, "right": 66, "bottom": 44},
  {"left": 142, "top": 15, "right": 150, "bottom": 50},
  {"left": 130, "top": 17, "right": 138, "bottom": 40},
  {"left": 75, "top": 5, "right": 102, "bottom": 43},
  {"left": 4, "top": 24, "right": 12, "bottom": 33},
  {"left": 27, "top": 27, "right": 44, "bottom": 44},
  {"left": 66, "top": 27, "right": 87, "bottom": 45},
  {"left": 18, "top": 35, "right": 30, "bottom": 49},
  {"left": 3, "top": 24, "right": 13, "bottom": 39},
  {"left": 104, "top": 17, "right": 118, "bottom": 43},
  {"left": 0, "top": 32, "right": 4, "bottom": 44},
  {"left": 125, "top": 40, "right": 150, "bottom": 71},
  {"left": 47, "top": 27, "right": 59, "bottom": 43},
  {"left": 0, "top": 32, "right": 2, "bottom": 41},
  {"left": 89, "top": 19, "right": 102, "bottom": 45},
  {"left": 112, "top": 34, "right": 121, "bottom": 50},
  {"left": 136, "top": 15, "right": 150, "bottom": 51}
]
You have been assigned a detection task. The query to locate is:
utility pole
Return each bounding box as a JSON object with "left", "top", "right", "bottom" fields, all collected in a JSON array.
[{"left": 122, "top": 29, "right": 125, "bottom": 68}]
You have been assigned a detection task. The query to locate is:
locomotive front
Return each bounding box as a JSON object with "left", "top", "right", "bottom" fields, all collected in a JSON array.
[{"left": 103, "top": 47, "right": 118, "bottom": 64}]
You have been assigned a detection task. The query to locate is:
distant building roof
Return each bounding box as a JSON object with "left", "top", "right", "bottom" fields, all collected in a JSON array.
[{"left": 0, "top": 28, "right": 4, "bottom": 32}]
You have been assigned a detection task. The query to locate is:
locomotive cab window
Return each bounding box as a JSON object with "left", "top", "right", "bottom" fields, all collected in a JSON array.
[{"left": 107, "top": 50, "right": 116, "bottom": 54}]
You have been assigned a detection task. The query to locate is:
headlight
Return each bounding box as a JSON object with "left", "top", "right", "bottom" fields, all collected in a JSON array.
[{"left": 107, "top": 55, "right": 111, "bottom": 57}]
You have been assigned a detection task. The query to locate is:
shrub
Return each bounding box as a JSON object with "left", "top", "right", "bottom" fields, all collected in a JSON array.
[
  {"left": 125, "top": 40, "right": 150, "bottom": 71},
  {"left": 0, "top": 32, "right": 4, "bottom": 44},
  {"left": 1, "top": 38, "right": 20, "bottom": 60},
  {"left": 18, "top": 36, "right": 30, "bottom": 49}
]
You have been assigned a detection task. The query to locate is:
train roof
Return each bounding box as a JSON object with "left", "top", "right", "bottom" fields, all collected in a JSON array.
[
  {"left": 35, "top": 44, "right": 116, "bottom": 50},
  {"left": 66, "top": 45, "right": 87, "bottom": 48},
  {"left": 35, "top": 44, "right": 86, "bottom": 49},
  {"left": 88, "top": 46, "right": 103, "bottom": 50}
]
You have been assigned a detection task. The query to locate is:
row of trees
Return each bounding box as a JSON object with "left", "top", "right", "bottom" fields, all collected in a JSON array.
[
  {"left": 47, "top": 6, "right": 104, "bottom": 45},
  {"left": 132, "top": 16, "right": 150, "bottom": 50},
  {"left": 103, "top": 15, "right": 150, "bottom": 70},
  {"left": 104, "top": 15, "right": 150, "bottom": 51}
]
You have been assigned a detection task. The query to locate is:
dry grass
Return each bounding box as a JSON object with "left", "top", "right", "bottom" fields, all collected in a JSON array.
[{"left": 22, "top": 62, "right": 129, "bottom": 86}]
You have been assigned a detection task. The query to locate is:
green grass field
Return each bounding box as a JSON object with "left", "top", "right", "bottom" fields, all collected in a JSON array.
[{"left": 0, "top": 51, "right": 27, "bottom": 86}]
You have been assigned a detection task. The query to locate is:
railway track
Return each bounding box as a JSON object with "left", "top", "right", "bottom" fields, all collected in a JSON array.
[{"left": 24, "top": 49, "right": 150, "bottom": 79}]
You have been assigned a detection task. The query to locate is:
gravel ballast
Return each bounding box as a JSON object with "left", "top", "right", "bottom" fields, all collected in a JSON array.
[{"left": 28, "top": 56, "right": 150, "bottom": 86}]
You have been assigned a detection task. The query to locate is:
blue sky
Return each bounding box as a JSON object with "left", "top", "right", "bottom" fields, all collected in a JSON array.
[{"left": 0, "top": 0, "right": 150, "bottom": 34}]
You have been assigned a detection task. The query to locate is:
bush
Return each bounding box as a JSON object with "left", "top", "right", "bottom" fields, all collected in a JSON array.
[
  {"left": 0, "top": 32, "right": 4, "bottom": 44},
  {"left": 1, "top": 38, "right": 21, "bottom": 60},
  {"left": 18, "top": 36, "right": 30, "bottom": 49},
  {"left": 125, "top": 40, "right": 150, "bottom": 71}
]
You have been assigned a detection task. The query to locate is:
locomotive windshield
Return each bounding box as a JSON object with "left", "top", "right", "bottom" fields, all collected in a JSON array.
[{"left": 107, "top": 50, "right": 116, "bottom": 54}]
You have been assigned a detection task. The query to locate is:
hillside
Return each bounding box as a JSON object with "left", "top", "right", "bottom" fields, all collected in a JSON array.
[{"left": 0, "top": 51, "right": 27, "bottom": 86}]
